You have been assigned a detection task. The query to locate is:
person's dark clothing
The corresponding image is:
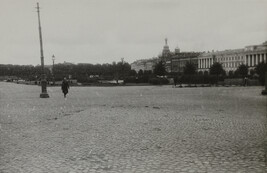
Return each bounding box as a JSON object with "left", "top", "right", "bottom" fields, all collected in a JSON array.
[
  {"left": 244, "top": 77, "right": 248, "bottom": 86},
  {"left": 61, "top": 80, "right": 69, "bottom": 97}
]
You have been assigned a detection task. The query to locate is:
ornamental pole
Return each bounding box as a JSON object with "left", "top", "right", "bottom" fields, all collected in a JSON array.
[{"left": 36, "top": 2, "right": 49, "bottom": 98}]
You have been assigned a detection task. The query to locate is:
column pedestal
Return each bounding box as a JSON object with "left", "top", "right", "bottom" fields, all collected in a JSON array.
[{"left": 40, "top": 75, "right": 49, "bottom": 98}]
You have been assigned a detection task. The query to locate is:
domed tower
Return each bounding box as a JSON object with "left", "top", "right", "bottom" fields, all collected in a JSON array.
[
  {"left": 175, "top": 46, "right": 180, "bottom": 54},
  {"left": 162, "top": 38, "right": 170, "bottom": 58}
]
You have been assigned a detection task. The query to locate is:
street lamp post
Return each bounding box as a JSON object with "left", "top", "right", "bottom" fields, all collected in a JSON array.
[
  {"left": 36, "top": 2, "right": 49, "bottom": 98},
  {"left": 52, "top": 54, "right": 55, "bottom": 85},
  {"left": 121, "top": 58, "right": 124, "bottom": 84}
]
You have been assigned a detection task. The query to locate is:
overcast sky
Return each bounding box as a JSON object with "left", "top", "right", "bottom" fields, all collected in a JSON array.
[{"left": 1, "top": 0, "right": 267, "bottom": 65}]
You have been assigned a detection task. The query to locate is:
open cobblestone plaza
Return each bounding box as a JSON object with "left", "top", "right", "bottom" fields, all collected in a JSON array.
[{"left": 0, "top": 82, "right": 266, "bottom": 173}]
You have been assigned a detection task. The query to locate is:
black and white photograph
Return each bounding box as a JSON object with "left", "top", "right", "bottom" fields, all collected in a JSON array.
[{"left": 0, "top": 0, "right": 267, "bottom": 172}]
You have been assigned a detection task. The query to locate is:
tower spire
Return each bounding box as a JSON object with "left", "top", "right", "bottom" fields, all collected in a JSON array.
[{"left": 165, "top": 38, "right": 168, "bottom": 45}]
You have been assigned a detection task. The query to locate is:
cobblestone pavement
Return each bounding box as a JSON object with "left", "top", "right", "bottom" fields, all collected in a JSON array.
[{"left": 0, "top": 82, "right": 266, "bottom": 173}]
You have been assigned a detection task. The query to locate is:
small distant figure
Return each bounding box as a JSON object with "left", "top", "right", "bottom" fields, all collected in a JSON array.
[
  {"left": 244, "top": 77, "right": 248, "bottom": 86},
  {"left": 173, "top": 76, "right": 178, "bottom": 87},
  {"left": 61, "top": 78, "right": 69, "bottom": 98}
]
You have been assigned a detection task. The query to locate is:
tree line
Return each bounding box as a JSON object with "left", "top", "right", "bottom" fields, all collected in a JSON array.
[
  {"left": 135, "top": 61, "right": 266, "bottom": 85},
  {"left": 0, "top": 62, "right": 135, "bottom": 82},
  {"left": 1, "top": 60, "right": 266, "bottom": 85}
]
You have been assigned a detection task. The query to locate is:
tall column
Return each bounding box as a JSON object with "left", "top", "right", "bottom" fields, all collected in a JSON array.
[
  {"left": 255, "top": 54, "right": 258, "bottom": 66},
  {"left": 36, "top": 2, "right": 49, "bottom": 98},
  {"left": 210, "top": 58, "right": 212, "bottom": 67}
]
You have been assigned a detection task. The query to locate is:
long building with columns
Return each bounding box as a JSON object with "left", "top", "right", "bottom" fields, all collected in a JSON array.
[
  {"left": 198, "top": 41, "right": 267, "bottom": 74},
  {"left": 131, "top": 40, "right": 267, "bottom": 74}
]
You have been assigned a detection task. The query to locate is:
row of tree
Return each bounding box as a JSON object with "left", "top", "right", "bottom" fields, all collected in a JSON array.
[
  {"left": 0, "top": 62, "right": 135, "bottom": 82},
  {"left": 1, "top": 60, "right": 266, "bottom": 85},
  {"left": 148, "top": 61, "right": 267, "bottom": 85}
]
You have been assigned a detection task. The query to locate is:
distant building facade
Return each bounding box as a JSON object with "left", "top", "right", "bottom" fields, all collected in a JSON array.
[
  {"left": 130, "top": 58, "right": 159, "bottom": 72},
  {"left": 170, "top": 52, "right": 201, "bottom": 73},
  {"left": 131, "top": 39, "right": 267, "bottom": 75},
  {"left": 160, "top": 39, "right": 201, "bottom": 73},
  {"left": 244, "top": 42, "right": 267, "bottom": 71},
  {"left": 198, "top": 41, "right": 267, "bottom": 74}
]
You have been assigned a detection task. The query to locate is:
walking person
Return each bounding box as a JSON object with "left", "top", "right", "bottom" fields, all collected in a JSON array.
[
  {"left": 61, "top": 78, "right": 69, "bottom": 98},
  {"left": 173, "top": 76, "right": 178, "bottom": 88},
  {"left": 244, "top": 77, "right": 248, "bottom": 86}
]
